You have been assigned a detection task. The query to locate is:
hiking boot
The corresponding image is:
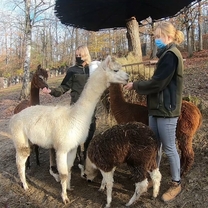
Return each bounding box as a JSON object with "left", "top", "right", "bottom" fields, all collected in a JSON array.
[{"left": 161, "top": 181, "right": 181, "bottom": 202}]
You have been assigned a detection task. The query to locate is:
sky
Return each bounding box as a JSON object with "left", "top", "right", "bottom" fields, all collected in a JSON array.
[{"left": 0, "top": 0, "right": 56, "bottom": 19}]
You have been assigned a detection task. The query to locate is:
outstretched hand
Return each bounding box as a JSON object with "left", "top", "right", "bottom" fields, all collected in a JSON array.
[
  {"left": 123, "top": 82, "right": 133, "bottom": 90},
  {"left": 42, "top": 87, "right": 51, "bottom": 94}
]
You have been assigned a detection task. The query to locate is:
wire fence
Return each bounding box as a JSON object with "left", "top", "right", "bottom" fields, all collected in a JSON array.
[{"left": 122, "top": 60, "right": 157, "bottom": 81}]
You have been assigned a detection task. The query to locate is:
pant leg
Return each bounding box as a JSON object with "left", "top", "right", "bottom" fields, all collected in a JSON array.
[{"left": 157, "top": 117, "right": 180, "bottom": 181}]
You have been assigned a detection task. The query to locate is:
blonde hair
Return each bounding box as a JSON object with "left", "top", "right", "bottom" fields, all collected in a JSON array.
[
  {"left": 75, "top": 45, "right": 91, "bottom": 64},
  {"left": 154, "top": 22, "right": 184, "bottom": 45}
]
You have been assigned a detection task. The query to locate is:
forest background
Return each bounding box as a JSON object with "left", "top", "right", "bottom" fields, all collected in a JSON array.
[{"left": 0, "top": 0, "right": 207, "bottom": 98}]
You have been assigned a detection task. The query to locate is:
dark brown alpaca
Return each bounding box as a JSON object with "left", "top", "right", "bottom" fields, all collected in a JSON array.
[
  {"left": 14, "top": 64, "right": 48, "bottom": 168},
  {"left": 84, "top": 122, "right": 161, "bottom": 207},
  {"left": 108, "top": 83, "right": 202, "bottom": 176},
  {"left": 14, "top": 65, "right": 48, "bottom": 113}
]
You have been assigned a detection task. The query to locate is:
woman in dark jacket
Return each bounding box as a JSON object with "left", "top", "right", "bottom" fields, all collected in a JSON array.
[
  {"left": 124, "top": 22, "right": 184, "bottom": 202},
  {"left": 43, "top": 45, "right": 96, "bottom": 178}
]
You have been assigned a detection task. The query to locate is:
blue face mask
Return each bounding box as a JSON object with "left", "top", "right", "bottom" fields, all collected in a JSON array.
[{"left": 155, "top": 39, "right": 166, "bottom": 49}]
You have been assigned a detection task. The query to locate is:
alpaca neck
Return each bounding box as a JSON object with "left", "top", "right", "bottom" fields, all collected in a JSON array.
[
  {"left": 73, "top": 69, "right": 107, "bottom": 118},
  {"left": 109, "top": 83, "right": 125, "bottom": 104},
  {"left": 30, "top": 85, "right": 40, "bottom": 106}
]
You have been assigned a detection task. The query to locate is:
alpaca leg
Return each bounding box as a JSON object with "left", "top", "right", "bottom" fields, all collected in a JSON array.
[
  {"left": 77, "top": 144, "right": 85, "bottom": 177},
  {"left": 178, "top": 135, "right": 194, "bottom": 176},
  {"left": 49, "top": 148, "right": 60, "bottom": 182},
  {"left": 34, "top": 145, "right": 40, "bottom": 166},
  {"left": 26, "top": 156, "right": 31, "bottom": 169},
  {"left": 66, "top": 148, "right": 77, "bottom": 190},
  {"left": 126, "top": 178, "right": 148, "bottom": 207},
  {"left": 76, "top": 144, "right": 84, "bottom": 164},
  {"left": 84, "top": 119, "right": 96, "bottom": 159},
  {"left": 25, "top": 144, "right": 33, "bottom": 169},
  {"left": 100, "top": 169, "right": 115, "bottom": 208},
  {"left": 180, "top": 148, "right": 185, "bottom": 170},
  {"left": 157, "top": 144, "right": 163, "bottom": 168},
  {"left": 16, "top": 147, "right": 30, "bottom": 190},
  {"left": 56, "top": 151, "right": 69, "bottom": 204},
  {"left": 99, "top": 177, "right": 107, "bottom": 192},
  {"left": 148, "top": 168, "right": 162, "bottom": 198},
  {"left": 181, "top": 148, "right": 194, "bottom": 176}
]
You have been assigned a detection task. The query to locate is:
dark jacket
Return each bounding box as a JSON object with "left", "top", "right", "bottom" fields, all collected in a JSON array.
[
  {"left": 133, "top": 43, "right": 184, "bottom": 117},
  {"left": 50, "top": 64, "right": 89, "bottom": 104}
]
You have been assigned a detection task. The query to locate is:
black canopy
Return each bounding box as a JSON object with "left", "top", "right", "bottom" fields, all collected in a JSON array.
[{"left": 55, "top": 0, "right": 198, "bottom": 31}]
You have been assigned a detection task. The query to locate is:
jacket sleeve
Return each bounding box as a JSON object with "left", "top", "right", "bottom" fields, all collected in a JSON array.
[
  {"left": 133, "top": 52, "right": 178, "bottom": 95},
  {"left": 50, "top": 71, "right": 74, "bottom": 97}
]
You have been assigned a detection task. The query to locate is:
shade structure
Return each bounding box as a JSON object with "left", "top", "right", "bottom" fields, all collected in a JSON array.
[{"left": 55, "top": 0, "right": 198, "bottom": 31}]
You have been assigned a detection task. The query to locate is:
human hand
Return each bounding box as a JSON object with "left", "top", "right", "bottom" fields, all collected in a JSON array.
[
  {"left": 42, "top": 87, "right": 51, "bottom": 94},
  {"left": 123, "top": 82, "right": 133, "bottom": 90}
]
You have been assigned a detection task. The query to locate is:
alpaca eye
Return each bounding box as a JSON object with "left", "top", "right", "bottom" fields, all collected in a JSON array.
[{"left": 114, "top": 70, "right": 119, "bottom": 72}]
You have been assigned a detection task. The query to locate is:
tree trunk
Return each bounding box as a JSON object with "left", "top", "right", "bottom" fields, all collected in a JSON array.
[
  {"left": 198, "top": 1, "right": 203, "bottom": 51},
  {"left": 186, "top": 25, "right": 193, "bottom": 58},
  {"left": 19, "top": 0, "right": 32, "bottom": 100},
  {"left": 126, "top": 17, "right": 142, "bottom": 62},
  {"left": 191, "top": 26, "right": 196, "bottom": 52},
  {"left": 150, "top": 22, "right": 157, "bottom": 59}
]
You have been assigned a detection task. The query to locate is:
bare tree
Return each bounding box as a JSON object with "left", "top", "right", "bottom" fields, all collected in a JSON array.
[
  {"left": 198, "top": 1, "right": 203, "bottom": 51},
  {"left": 126, "top": 17, "right": 142, "bottom": 62},
  {"left": 11, "top": 0, "right": 55, "bottom": 99}
]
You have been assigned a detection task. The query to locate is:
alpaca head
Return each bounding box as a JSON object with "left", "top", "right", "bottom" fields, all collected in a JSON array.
[
  {"left": 32, "top": 64, "right": 48, "bottom": 89},
  {"left": 100, "top": 55, "right": 129, "bottom": 86},
  {"left": 82, "top": 155, "right": 98, "bottom": 182}
]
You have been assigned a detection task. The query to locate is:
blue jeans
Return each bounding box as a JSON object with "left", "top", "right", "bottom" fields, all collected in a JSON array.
[{"left": 149, "top": 116, "right": 180, "bottom": 182}]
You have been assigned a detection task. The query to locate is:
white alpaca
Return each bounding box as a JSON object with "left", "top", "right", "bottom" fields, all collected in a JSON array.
[{"left": 8, "top": 55, "right": 129, "bottom": 204}]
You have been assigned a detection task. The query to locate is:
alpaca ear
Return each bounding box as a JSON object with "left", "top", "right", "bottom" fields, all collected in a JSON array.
[
  {"left": 106, "top": 55, "right": 111, "bottom": 65},
  {"left": 37, "top": 64, "right": 41, "bottom": 71},
  {"left": 102, "top": 55, "right": 111, "bottom": 70}
]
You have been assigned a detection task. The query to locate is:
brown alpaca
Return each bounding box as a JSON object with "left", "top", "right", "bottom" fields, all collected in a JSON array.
[
  {"left": 109, "top": 83, "right": 148, "bottom": 125},
  {"left": 176, "top": 100, "right": 202, "bottom": 176},
  {"left": 108, "top": 83, "right": 202, "bottom": 176},
  {"left": 14, "top": 64, "right": 48, "bottom": 168},
  {"left": 84, "top": 122, "right": 162, "bottom": 207},
  {"left": 14, "top": 65, "right": 48, "bottom": 113}
]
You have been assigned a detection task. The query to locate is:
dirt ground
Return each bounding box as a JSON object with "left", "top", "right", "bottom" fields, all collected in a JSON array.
[{"left": 0, "top": 54, "right": 208, "bottom": 208}]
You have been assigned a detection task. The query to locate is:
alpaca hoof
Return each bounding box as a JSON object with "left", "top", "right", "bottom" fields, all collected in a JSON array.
[
  {"left": 67, "top": 185, "right": 74, "bottom": 191},
  {"left": 105, "top": 204, "right": 111, "bottom": 208},
  {"left": 61, "top": 192, "right": 70, "bottom": 204},
  {"left": 151, "top": 196, "right": 157, "bottom": 200},
  {"left": 22, "top": 183, "right": 29, "bottom": 190},
  {"left": 63, "top": 197, "right": 70, "bottom": 204},
  {"left": 98, "top": 188, "right": 105, "bottom": 192},
  {"left": 152, "top": 193, "right": 158, "bottom": 198},
  {"left": 125, "top": 200, "right": 133, "bottom": 207}
]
